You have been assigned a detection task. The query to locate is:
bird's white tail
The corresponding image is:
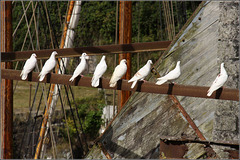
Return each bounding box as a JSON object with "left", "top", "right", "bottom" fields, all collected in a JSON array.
[
  {"left": 207, "top": 90, "right": 213, "bottom": 97},
  {"left": 21, "top": 74, "right": 28, "bottom": 80},
  {"left": 128, "top": 79, "right": 133, "bottom": 83},
  {"left": 131, "top": 81, "right": 137, "bottom": 89},
  {"left": 91, "top": 78, "right": 99, "bottom": 87},
  {"left": 156, "top": 79, "right": 167, "bottom": 85},
  {"left": 20, "top": 70, "right": 23, "bottom": 77},
  {"left": 39, "top": 75, "right": 45, "bottom": 81},
  {"left": 69, "top": 76, "right": 75, "bottom": 82},
  {"left": 109, "top": 82, "right": 117, "bottom": 87},
  {"left": 20, "top": 71, "right": 27, "bottom": 80}
]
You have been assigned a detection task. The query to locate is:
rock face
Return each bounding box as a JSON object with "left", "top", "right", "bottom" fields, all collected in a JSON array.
[{"left": 87, "top": 1, "right": 239, "bottom": 159}]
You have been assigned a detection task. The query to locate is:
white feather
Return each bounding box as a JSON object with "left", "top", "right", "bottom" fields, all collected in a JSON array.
[
  {"left": 69, "top": 53, "right": 88, "bottom": 82},
  {"left": 128, "top": 60, "right": 153, "bottom": 89},
  {"left": 20, "top": 53, "right": 37, "bottom": 80},
  {"left": 91, "top": 55, "right": 107, "bottom": 87},
  {"left": 156, "top": 61, "right": 181, "bottom": 85},
  {"left": 207, "top": 63, "right": 228, "bottom": 96},
  {"left": 109, "top": 59, "right": 127, "bottom": 87},
  {"left": 39, "top": 51, "right": 58, "bottom": 81}
]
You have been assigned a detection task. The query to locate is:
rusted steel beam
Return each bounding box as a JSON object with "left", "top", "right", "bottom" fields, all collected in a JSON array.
[
  {"left": 160, "top": 136, "right": 239, "bottom": 147},
  {"left": 169, "top": 95, "right": 207, "bottom": 140},
  {"left": 224, "top": 150, "right": 239, "bottom": 159},
  {"left": 1, "top": 41, "right": 171, "bottom": 62},
  {"left": 2, "top": 69, "right": 239, "bottom": 101},
  {"left": 118, "top": 1, "right": 132, "bottom": 110},
  {"left": 98, "top": 143, "right": 112, "bottom": 159},
  {"left": 0, "top": 1, "right": 13, "bottom": 159},
  {"left": 159, "top": 140, "right": 188, "bottom": 159},
  {"left": 168, "top": 95, "right": 218, "bottom": 158},
  {"left": 160, "top": 136, "right": 238, "bottom": 159}
]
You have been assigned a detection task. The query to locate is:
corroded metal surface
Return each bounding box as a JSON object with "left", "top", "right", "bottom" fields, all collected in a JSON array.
[
  {"left": 160, "top": 136, "right": 239, "bottom": 147},
  {"left": 224, "top": 150, "right": 239, "bottom": 159},
  {"left": 160, "top": 137, "right": 238, "bottom": 159},
  {"left": 159, "top": 140, "right": 188, "bottom": 159},
  {"left": 1, "top": 41, "right": 171, "bottom": 62},
  {"left": 118, "top": 1, "right": 132, "bottom": 109},
  {"left": 1, "top": 1, "right": 13, "bottom": 159},
  {"left": 98, "top": 143, "right": 112, "bottom": 159},
  {"left": 2, "top": 69, "right": 239, "bottom": 101},
  {"left": 169, "top": 95, "right": 207, "bottom": 140}
]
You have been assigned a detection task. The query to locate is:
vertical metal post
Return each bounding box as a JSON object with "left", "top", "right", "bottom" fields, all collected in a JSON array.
[
  {"left": 1, "top": 1, "right": 13, "bottom": 159},
  {"left": 118, "top": 1, "right": 132, "bottom": 111}
]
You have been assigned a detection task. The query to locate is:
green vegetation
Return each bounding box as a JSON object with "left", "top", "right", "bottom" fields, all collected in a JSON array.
[
  {"left": 74, "top": 91, "right": 105, "bottom": 138},
  {"left": 12, "top": 1, "right": 201, "bottom": 50},
  {"left": 60, "top": 91, "right": 105, "bottom": 141}
]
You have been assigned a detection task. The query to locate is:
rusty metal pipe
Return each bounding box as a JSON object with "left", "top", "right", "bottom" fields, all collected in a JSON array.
[
  {"left": 1, "top": 69, "right": 239, "bottom": 101},
  {"left": 160, "top": 136, "right": 239, "bottom": 147},
  {"left": 169, "top": 95, "right": 206, "bottom": 140},
  {"left": 1, "top": 41, "right": 171, "bottom": 62},
  {"left": 98, "top": 142, "right": 112, "bottom": 159},
  {"left": 1, "top": 1, "right": 13, "bottom": 159},
  {"left": 118, "top": 1, "right": 132, "bottom": 109}
]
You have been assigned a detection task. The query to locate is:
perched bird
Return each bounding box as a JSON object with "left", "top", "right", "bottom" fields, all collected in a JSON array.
[
  {"left": 128, "top": 60, "right": 153, "bottom": 88},
  {"left": 69, "top": 53, "right": 89, "bottom": 82},
  {"left": 91, "top": 55, "right": 107, "bottom": 87},
  {"left": 38, "top": 51, "right": 58, "bottom": 81},
  {"left": 156, "top": 61, "right": 181, "bottom": 85},
  {"left": 207, "top": 63, "right": 228, "bottom": 96},
  {"left": 20, "top": 53, "right": 37, "bottom": 80},
  {"left": 109, "top": 59, "right": 127, "bottom": 87}
]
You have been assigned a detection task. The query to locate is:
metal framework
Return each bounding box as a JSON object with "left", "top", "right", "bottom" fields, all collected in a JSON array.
[
  {"left": 159, "top": 136, "right": 239, "bottom": 159},
  {"left": 1, "top": 41, "right": 171, "bottom": 61},
  {"left": 96, "top": 135, "right": 239, "bottom": 159},
  {"left": 160, "top": 136, "right": 239, "bottom": 147},
  {"left": 2, "top": 69, "right": 239, "bottom": 101}
]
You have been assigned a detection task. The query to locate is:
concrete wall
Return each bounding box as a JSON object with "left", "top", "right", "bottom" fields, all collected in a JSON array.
[{"left": 212, "top": 2, "right": 239, "bottom": 158}]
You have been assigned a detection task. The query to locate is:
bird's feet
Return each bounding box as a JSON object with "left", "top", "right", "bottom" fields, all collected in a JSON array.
[{"left": 80, "top": 74, "right": 84, "bottom": 77}]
